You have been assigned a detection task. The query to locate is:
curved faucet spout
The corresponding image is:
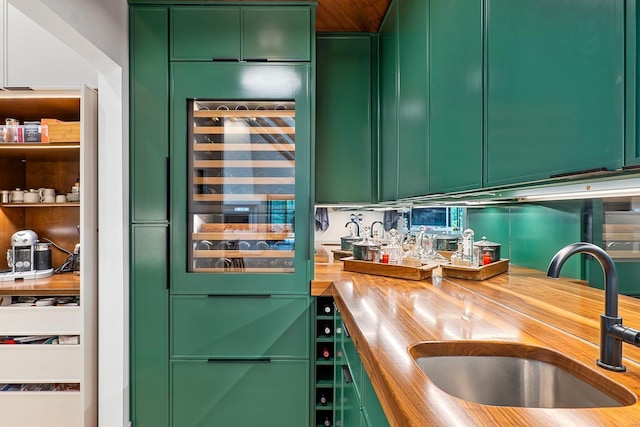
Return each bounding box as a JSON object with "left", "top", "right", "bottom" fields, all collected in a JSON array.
[
  {"left": 547, "top": 242, "right": 631, "bottom": 372},
  {"left": 345, "top": 221, "right": 359, "bottom": 237},
  {"left": 547, "top": 242, "right": 618, "bottom": 317}
]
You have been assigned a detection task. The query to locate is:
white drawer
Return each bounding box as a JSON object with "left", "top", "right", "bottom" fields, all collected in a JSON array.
[
  {"left": 0, "top": 345, "right": 81, "bottom": 382},
  {"left": 0, "top": 306, "right": 81, "bottom": 335},
  {"left": 0, "top": 392, "right": 81, "bottom": 426}
]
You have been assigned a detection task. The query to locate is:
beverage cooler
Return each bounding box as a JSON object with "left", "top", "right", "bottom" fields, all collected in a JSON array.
[{"left": 170, "top": 62, "right": 311, "bottom": 294}]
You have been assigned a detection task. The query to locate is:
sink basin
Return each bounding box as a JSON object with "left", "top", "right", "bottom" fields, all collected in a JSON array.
[{"left": 409, "top": 341, "right": 636, "bottom": 408}]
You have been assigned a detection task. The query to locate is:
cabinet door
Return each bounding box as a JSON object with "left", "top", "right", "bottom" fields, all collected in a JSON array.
[
  {"left": 243, "top": 7, "right": 311, "bottom": 61},
  {"left": 131, "top": 6, "right": 169, "bottom": 222},
  {"left": 485, "top": 0, "right": 624, "bottom": 186},
  {"left": 361, "top": 372, "right": 390, "bottom": 427},
  {"left": 171, "top": 62, "right": 311, "bottom": 294},
  {"left": 429, "top": 0, "right": 483, "bottom": 193},
  {"left": 172, "top": 360, "right": 309, "bottom": 427},
  {"left": 378, "top": 2, "right": 399, "bottom": 202},
  {"left": 316, "top": 35, "right": 374, "bottom": 204},
  {"left": 130, "top": 224, "right": 168, "bottom": 427},
  {"left": 170, "top": 7, "right": 240, "bottom": 61},
  {"left": 171, "top": 295, "right": 309, "bottom": 358},
  {"left": 397, "top": 0, "right": 429, "bottom": 198},
  {"left": 341, "top": 365, "right": 363, "bottom": 427},
  {"left": 626, "top": 1, "right": 640, "bottom": 166}
]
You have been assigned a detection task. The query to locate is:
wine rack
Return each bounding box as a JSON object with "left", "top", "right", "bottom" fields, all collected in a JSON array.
[
  {"left": 188, "top": 100, "right": 296, "bottom": 273},
  {"left": 314, "top": 296, "right": 338, "bottom": 427}
]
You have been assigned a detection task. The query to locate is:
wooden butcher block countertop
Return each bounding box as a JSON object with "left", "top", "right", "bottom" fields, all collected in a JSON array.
[{"left": 312, "top": 262, "right": 640, "bottom": 426}]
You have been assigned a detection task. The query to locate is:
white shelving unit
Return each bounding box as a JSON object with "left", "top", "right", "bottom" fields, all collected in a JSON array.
[{"left": 0, "top": 88, "right": 97, "bottom": 427}]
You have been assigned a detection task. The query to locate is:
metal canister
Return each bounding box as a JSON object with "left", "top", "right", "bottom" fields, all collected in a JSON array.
[{"left": 34, "top": 242, "right": 52, "bottom": 271}]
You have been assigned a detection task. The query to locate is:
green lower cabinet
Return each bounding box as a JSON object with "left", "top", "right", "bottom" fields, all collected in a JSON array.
[
  {"left": 171, "top": 295, "right": 310, "bottom": 358},
  {"left": 172, "top": 360, "right": 309, "bottom": 426},
  {"left": 361, "top": 372, "right": 390, "bottom": 427},
  {"left": 131, "top": 224, "right": 169, "bottom": 427},
  {"left": 341, "top": 367, "right": 363, "bottom": 427}
]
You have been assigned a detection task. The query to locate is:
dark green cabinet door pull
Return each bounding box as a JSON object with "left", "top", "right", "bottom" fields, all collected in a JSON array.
[
  {"left": 549, "top": 167, "right": 609, "bottom": 179},
  {"left": 207, "top": 358, "right": 271, "bottom": 363},
  {"left": 341, "top": 365, "right": 353, "bottom": 384},
  {"left": 206, "top": 294, "right": 271, "bottom": 298},
  {"left": 243, "top": 57, "right": 268, "bottom": 62},
  {"left": 212, "top": 57, "right": 239, "bottom": 62}
]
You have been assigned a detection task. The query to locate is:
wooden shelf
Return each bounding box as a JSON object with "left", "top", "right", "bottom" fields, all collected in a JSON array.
[
  {"left": 193, "top": 193, "right": 294, "bottom": 202},
  {"left": 194, "top": 126, "right": 295, "bottom": 135},
  {"left": 0, "top": 273, "right": 79, "bottom": 296},
  {"left": 193, "top": 142, "right": 295, "bottom": 152},
  {"left": 0, "top": 143, "right": 79, "bottom": 162},
  {"left": 193, "top": 249, "right": 294, "bottom": 258},
  {"left": 194, "top": 110, "right": 295, "bottom": 118},
  {"left": 193, "top": 267, "right": 294, "bottom": 273},
  {"left": 194, "top": 159, "right": 294, "bottom": 168},
  {"left": 194, "top": 177, "right": 295, "bottom": 185},
  {"left": 193, "top": 232, "right": 292, "bottom": 240},
  {"left": 2, "top": 202, "right": 80, "bottom": 208}
]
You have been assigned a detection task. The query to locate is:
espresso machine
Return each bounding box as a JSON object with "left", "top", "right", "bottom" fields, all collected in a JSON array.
[{"left": 2, "top": 230, "right": 53, "bottom": 281}]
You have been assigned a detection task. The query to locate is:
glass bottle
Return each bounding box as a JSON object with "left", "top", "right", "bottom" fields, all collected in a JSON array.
[
  {"left": 386, "top": 229, "right": 403, "bottom": 265},
  {"left": 462, "top": 228, "right": 475, "bottom": 265}
]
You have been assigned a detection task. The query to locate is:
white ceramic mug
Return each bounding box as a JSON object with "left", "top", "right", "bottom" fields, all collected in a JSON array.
[
  {"left": 55, "top": 195, "right": 67, "bottom": 203},
  {"left": 10, "top": 189, "right": 23, "bottom": 203},
  {"left": 39, "top": 188, "right": 56, "bottom": 202},
  {"left": 24, "top": 191, "right": 40, "bottom": 203}
]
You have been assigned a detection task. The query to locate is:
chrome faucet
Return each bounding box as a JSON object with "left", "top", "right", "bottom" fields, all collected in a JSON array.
[
  {"left": 370, "top": 220, "right": 384, "bottom": 241},
  {"left": 547, "top": 242, "right": 640, "bottom": 372}
]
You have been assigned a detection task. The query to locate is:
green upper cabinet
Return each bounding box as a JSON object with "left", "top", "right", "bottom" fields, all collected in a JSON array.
[
  {"left": 243, "top": 7, "right": 311, "bottom": 61},
  {"left": 429, "top": 0, "right": 483, "bottom": 193},
  {"left": 485, "top": 0, "right": 624, "bottom": 187},
  {"left": 130, "top": 6, "right": 169, "bottom": 223},
  {"left": 170, "top": 6, "right": 311, "bottom": 62},
  {"left": 378, "top": 1, "right": 399, "bottom": 202},
  {"left": 316, "top": 35, "right": 374, "bottom": 204},
  {"left": 626, "top": 1, "right": 640, "bottom": 166},
  {"left": 397, "top": 0, "right": 429, "bottom": 199},
  {"left": 171, "top": 7, "right": 240, "bottom": 61}
]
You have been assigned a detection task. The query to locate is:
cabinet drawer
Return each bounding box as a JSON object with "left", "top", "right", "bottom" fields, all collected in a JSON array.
[
  {"left": 0, "top": 345, "right": 81, "bottom": 382},
  {"left": 0, "top": 307, "right": 80, "bottom": 335},
  {"left": 172, "top": 360, "right": 308, "bottom": 427},
  {"left": 0, "top": 392, "right": 81, "bottom": 426},
  {"left": 171, "top": 295, "right": 309, "bottom": 358}
]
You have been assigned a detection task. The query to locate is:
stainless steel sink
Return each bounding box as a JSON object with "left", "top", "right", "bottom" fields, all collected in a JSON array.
[{"left": 410, "top": 341, "right": 636, "bottom": 408}]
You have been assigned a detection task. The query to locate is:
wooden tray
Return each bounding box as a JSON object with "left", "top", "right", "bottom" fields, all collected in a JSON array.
[
  {"left": 440, "top": 258, "right": 509, "bottom": 281},
  {"left": 342, "top": 257, "right": 437, "bottom": 281},
  {"left": 331, "top": 249, "right": 352, "bottom": 260}
]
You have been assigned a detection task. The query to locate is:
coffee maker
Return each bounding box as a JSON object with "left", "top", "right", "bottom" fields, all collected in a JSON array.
[{"left": 3, "top": 230, "right": 53, "bottom": 281}]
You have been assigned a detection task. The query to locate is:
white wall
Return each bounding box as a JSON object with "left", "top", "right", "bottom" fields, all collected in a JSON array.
[{"left": 9, "top": 1, "right": 129, "bottom": 426}]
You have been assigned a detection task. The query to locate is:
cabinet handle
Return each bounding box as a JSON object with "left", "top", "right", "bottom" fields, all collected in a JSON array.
[
  {"left": 212, "top": 57, "right": 239, "bottom": 62},
  {"left": 343, "top": 322, "right": 350, "bottom": 337},
  {"left": 206, "top": 294, "right": 271, "bottom": 298},
  {"left": 165, "top": 157, "right": 170, "bottom": 220},
  {"left": 242, "top": 57, "right": 268, "bottom": 62},
  {"left": 207, "top": 358, "right": 271, "bottom": 363},
  {"left": 549, "top": 167, "right": 608, "bottom": 179},
  {"left": 341, "top": 365, "right": 353, "bottom": 383}
]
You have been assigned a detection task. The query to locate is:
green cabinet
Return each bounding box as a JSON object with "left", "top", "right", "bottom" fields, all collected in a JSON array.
[
  {"left": 130, "top": 224, "right": 169, "bottom": 427},
  {"left": 485, "top": 0, "right": 624, "bottom": 186},
  {"left": 243, "top": 7, "right": 312, "bottom": 61},
  {"left": 429, "top": 0, "right": 483, "bottom": 193},
  {"left": 316, "top": 35, "right": 375, "bottom": 204},
  {"left": 170, "top": 62, "right": 311, "bottom": 294},
  {"left": 170, "top": 6, "right": 311, "bottom": 62},
  {"left": 130, "top": 6, "right": 169, "bottom": 223},
  {"left": 379, "top": 1, "right": 399, "bottom": 202},
  {"left": 171, "top": 7, "right": 240, "bottom": 61},
  {"left": 626, "top": 1, "right": 640, "bottom": 166},
  {"left": 172, "top": 360, "right": 309, "bottom": 427},
  {"left": 171, "top": 295, "right": 309, "bottom": 359},
  {"left": 397, "top": 0, "right": 429, "bottom": 199}
]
